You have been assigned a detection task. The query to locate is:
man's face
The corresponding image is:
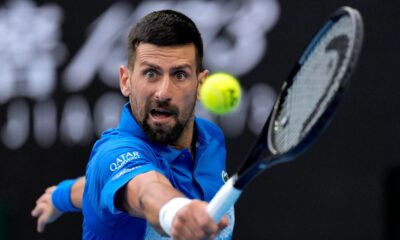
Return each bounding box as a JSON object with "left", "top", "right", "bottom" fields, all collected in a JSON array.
[{"left": 120, "top": 43, "right": 207, "bottom": 144}]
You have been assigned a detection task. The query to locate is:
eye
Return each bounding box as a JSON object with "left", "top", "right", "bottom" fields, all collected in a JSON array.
[
  {"left": 144, "top": 70, "right": 157, "bottom": 80},
  {"left": 175, "top": 71, "right": 187, "bottom": 81}
]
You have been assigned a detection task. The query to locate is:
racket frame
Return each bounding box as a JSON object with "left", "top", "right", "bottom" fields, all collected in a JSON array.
[
  {"left": 235, "top": 6, "right": 363, "bottom": 190},
  {"left": 207, "top": 6, "right": 364, "bottom": 222}
]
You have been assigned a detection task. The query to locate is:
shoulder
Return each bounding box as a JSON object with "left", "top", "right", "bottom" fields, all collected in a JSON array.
[
  {"left": 97, "top": 128, "right": 152, "bottom": 152},
  {"left": 88, "top": 128, "right": 155, "bottom": 170},
  {"left": 195, "top": 117, "right": 225, "bottom": 144}
]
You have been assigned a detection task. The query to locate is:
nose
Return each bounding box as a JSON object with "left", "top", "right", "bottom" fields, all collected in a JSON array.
[{"left": 154, "top": 76, "right": 172, "bottom": 103}]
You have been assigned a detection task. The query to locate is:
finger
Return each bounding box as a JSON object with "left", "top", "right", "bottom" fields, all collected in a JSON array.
[
  {"left": 197, "top": 211, "right": 219, "bottom": 236},
  {"left": 192, "top": 202, "right": 219, "bottom": 238},
  {"left": 201, "top": 221, "right": 219, "bottom": 236},
  {"left": 217, "top": 216, "right": 228, "bottom": 230},
  {"left": 191, "top": 215, "right": 217, "bottom": 239},
  {"left": 37, "top": 213, "right": 49, "bottom": 233},
  {"left": 36, "top": 193, "right": 50, "bottom": 204},
  {"left": 31, "top": 204, "right": 44, "bottom": 217},
  {"left": 45, "top": 186, "right": 56, "bottom": 193},
  {"left": 31, "top": 207, "right": 41, "bottom": 217},
  {"left": 172, "top": 225, "right": 196, "bottom": 240},
  {"left": 171, "top": 213, "right": 198, "bottom": 239}
]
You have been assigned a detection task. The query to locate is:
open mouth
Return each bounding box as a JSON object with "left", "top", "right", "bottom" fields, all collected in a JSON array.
[{"left": 150, "top": 108, "right": 174, "bottom": 119}]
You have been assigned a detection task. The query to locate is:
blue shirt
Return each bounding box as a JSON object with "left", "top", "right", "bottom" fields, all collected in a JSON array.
[{"left": 82, "top": 103, "right": 234, "bottom": 239}]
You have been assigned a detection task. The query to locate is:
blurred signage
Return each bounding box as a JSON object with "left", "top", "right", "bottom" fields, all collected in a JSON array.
[{"left": 0, "top": 0, "right": 280, "bottom": 149}]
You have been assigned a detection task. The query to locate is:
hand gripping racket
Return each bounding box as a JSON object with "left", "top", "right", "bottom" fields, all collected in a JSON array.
[{"left": 207, "top": 6, "right": 364, "bottom": 222}]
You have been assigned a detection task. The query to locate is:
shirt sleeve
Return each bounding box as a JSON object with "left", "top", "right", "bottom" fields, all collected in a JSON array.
[{"left": 88, "top": 139, "right": 165, "bottom": 215}]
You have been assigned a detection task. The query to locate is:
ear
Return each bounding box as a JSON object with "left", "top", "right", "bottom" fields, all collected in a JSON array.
[
  {"left": 119, "top": 65, "right": 131, "bottom": 97},
  {"left": 197, "top": 69, "right": 209, "bottom": 100}
]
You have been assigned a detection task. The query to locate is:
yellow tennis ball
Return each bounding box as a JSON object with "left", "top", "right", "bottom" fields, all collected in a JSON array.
[{"left": 200, "top": 72, "right": 241, "bottom": 115}]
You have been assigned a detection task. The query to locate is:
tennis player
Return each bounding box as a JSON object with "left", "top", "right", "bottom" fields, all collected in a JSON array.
[{"left": 32, "top": 10, "right": 234, "bottom": 240}]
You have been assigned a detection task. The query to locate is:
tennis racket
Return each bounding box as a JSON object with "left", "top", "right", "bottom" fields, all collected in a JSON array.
[{"left": 207, "top": 6, "right": 364, "bottom": 222}]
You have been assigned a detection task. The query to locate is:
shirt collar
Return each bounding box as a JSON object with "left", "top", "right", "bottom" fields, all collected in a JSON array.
[{"left": 118, "top": 103, "right": 148, "bottom": 140}]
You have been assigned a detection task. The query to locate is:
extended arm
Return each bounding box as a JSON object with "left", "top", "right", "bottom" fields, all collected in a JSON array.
[{"left": 119, "top": 170, "right": 227, "bottom": 239}]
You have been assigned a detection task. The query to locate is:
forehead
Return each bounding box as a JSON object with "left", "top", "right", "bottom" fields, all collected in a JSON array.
[{"left": 134, "top": 43, "right": 197, "bottom": 68}]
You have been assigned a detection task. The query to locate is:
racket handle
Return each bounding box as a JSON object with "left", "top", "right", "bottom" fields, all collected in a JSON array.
[{"left": 206, "top": 177, "right": 242, "bottom": 223}]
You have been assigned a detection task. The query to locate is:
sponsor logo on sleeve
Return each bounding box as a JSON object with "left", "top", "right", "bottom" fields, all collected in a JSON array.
[
  {"left": 111, "top": 165, "right": 142, "bottom": 181},
  {"left": 109, "top": 151, "right": 141, "bottom": 172}
]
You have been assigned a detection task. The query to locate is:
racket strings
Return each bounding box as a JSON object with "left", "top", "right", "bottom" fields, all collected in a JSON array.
[{"left": 272, "top": 15, "right": 355, "bottom": 153}]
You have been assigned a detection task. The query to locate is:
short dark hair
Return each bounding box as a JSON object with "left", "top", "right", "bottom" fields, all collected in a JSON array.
[{"left": 127, "top": 9, "right": 204, "bottom": 73}]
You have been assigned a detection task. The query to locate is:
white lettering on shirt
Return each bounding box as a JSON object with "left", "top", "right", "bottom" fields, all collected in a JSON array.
[
  {"left": 109, "top": 151, "right": 141, "bottom": 172},
  {"left": 111, "top": 165, "right": 142, "bottom": 181}
]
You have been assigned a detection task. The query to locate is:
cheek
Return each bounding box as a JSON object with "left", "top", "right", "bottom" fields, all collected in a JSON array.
[
  {"left": 130, "top": 85, "right": 150, "bottom": 114},
  {"left": 132, "top": 82, "right": 147, "bottom": 102},
  {"left": 183, "top": 91, "right": 197, "bottom": 102},
  {"left": 180, "top": 87, "right": 198, "bottom": 108}
]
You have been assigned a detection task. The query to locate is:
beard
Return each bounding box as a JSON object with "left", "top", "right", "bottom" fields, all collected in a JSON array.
[{"left": 138, "top": 99, "right": 195, "bottom": 144}]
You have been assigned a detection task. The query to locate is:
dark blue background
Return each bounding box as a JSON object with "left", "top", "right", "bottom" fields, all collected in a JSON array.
[{"left": 0, "top": 0, "right": 399, "bottom": 239}]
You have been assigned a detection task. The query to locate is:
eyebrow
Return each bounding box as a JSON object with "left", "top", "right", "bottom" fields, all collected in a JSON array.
[
  {"left": 170, "top": 64, "right": 192, "bottom": 72},
  {"left": 140, "top": 61, "right": 162, "bottom": 72},
  {"left": 140, "top": 61, "right": 193, "bottom": 73}
]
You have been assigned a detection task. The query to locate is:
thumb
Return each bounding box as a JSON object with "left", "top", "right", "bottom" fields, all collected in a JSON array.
[{"left": 217, "top": 215, "right": 228, "bottom": 230}]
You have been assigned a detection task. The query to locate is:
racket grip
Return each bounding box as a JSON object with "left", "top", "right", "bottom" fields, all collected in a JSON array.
[{"left": 206, "top": 177, "right": 242, "bottom": 223}]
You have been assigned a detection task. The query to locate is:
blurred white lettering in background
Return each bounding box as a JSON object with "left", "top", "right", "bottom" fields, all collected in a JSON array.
[
  {"left": 0, "top": 0, "right": 279, "bottom": 149},
  {"left": 0, "top": 1, "right": 65, "bottom": 103}
]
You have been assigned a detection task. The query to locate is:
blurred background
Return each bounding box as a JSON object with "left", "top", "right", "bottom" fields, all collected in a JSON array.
[{"left": 0, "top": 0, "right": 399, "bottom": 239}]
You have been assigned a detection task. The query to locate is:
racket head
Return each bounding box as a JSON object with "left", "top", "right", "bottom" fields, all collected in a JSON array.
[
  {"left": 267, "top": 6, "right": 364, "bottom": 162},
  {"left": 234, "top": 6, "right": 364, "bottom": 189}
]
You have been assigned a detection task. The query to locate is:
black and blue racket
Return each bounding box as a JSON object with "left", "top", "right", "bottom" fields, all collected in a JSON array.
[{"left": 207, "top": 6, "right": 364, "bottom": 222}]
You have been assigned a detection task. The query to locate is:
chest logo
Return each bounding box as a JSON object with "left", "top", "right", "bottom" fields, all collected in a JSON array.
[{"left": 221, "top": 170, "right": 229, "bottom": 183}]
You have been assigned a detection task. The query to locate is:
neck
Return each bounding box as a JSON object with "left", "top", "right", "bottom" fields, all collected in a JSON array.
[{"left": 170, "top": 118, "right": 195, "bottom": 150}]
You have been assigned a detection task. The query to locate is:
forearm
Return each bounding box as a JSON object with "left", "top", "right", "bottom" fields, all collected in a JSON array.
[
  {"left": 120, "top": 171, "right": 227, "bottom": 238},
  {"left": 52, "top": 177, "right": 84, "bottom": 212},
  {"left": 70, "top": 176, "right": 85, "bottom": 209},
  {"left": 138, "top": 181, "right": 183, "bottom": 227},
  {"left": 122, "top": 171, "right": 184, "bottom": 233}
]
